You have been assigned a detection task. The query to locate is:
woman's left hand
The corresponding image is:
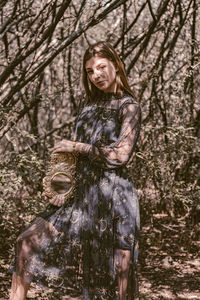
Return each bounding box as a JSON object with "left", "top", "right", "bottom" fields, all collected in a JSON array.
[{"left": 52, "top": 139, "right": 76, "bottom": 154}]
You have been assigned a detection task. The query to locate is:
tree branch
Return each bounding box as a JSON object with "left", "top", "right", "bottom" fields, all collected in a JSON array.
[
  {"left": 127, "top": 0, "right": 171, "bottom": 75},
  {"left": 0, "top": 0, "right": 72, "bottom": 86}
]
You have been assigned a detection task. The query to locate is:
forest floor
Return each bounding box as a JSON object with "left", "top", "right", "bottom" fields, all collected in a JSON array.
[{"left": 0, "top": 213, "right": 199, "bottom": 300}]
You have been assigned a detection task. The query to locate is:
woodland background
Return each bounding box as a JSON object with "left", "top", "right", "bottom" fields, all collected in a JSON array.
[{"left": 0, "top": 0, "right": 199, "bottom": 299}]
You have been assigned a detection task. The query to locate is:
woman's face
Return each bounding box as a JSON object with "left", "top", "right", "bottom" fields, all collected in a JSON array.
[{"left": 85, "top": 56, "right": 118, "bottom": 93}]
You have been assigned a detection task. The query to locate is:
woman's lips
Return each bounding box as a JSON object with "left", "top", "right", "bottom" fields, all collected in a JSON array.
[{"left": 97, "top": 80, "right": 105, "bottom": 84}]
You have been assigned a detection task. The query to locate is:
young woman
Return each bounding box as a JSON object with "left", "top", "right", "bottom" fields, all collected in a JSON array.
[{"left": 10, "top": 41, "right": 141, "bottom": 300}]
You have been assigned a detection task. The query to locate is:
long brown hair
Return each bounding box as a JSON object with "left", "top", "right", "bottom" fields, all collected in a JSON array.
[{"left": 82, "top": 41, "right": 136, "bottom": 103}]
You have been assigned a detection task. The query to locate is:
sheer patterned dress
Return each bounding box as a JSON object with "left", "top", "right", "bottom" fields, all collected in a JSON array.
[{"left": 12, "top": 92, "right": 141, "bottom": 299}]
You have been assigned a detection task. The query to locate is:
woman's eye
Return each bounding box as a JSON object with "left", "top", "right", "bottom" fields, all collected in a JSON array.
[
  {"left": 87, "top": 71, "right": 93, "bottom": 75},
  {"left": 100, "top": 66, "right": 106, "bottom": 69}
]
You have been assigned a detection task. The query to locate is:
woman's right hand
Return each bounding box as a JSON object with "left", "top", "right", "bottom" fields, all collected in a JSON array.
[
  {"left": 43, "top": 194, "right": 65, "bottom": 207},
  {"left": 52, "top": 139, "right": 76, "bottom": 154}
]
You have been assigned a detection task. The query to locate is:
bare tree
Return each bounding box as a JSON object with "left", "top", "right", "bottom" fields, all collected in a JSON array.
[{"left": 0, "top": 0, "right": 199, "bottom": 225}]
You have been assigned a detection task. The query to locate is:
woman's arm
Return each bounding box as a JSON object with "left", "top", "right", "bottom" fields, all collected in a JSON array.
[{"left": 74, "top": 101, "right": 141, "bottom": 168}]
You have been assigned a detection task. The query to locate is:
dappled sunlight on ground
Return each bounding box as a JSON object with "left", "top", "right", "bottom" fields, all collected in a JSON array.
[
  {"left": 138, "top": 214, "right": 200, "bottom": 300},
  {"left": 1, "top": 214, "right": 199, "bottom": 299}
]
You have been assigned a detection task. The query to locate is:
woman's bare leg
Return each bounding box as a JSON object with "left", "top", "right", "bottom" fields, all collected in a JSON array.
[
  {"left": 115, "top": 249, "right": 131, "bottom": 300},
  {"left": 9, "top": 217, "right": 60, "bottom": 300},
  {"left": 9, "top": 273, "right": 30, "bottom": 300},
  {"left": 115, "top": 249, "right": 139, "bottom": 300}
]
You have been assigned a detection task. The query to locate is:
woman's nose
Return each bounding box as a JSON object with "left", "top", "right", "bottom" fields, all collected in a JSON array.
[{"left": 93, "top": 70, "right": 101, "bottom": 79}]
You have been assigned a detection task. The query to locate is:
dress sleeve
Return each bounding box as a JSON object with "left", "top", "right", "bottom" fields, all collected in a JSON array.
[{"left": 74, "top": 101, "right": 141, "bottom": 169}]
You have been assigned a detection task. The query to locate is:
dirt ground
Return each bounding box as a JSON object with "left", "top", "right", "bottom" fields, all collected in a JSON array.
[{"left": 1, "top": 214, "right": 199, "bottom": 300}]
